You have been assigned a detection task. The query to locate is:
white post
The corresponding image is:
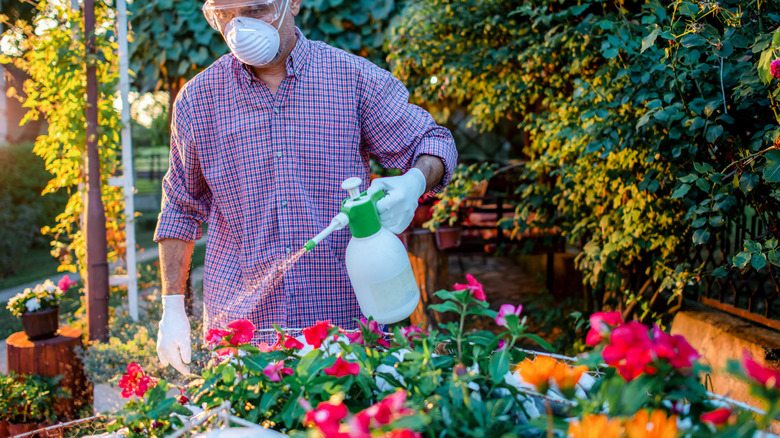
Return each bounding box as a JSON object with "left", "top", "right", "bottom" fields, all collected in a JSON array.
[{"left": 116, "top": 0, "right": 138, "bottom": 321}]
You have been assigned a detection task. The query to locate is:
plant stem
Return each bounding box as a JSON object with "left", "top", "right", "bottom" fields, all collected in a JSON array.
[
  {"left": 456, "top": 303, "right": 467, "bottom": 361},
  {"left": 545, "top": 398, "right": 554, "bottom": 438}
]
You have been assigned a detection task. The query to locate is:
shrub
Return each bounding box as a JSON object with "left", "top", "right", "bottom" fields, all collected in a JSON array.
[{"left": 0, "top": 142, "right": 68, "bottom": 277}]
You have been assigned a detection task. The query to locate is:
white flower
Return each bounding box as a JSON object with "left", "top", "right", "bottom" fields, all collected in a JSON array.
[
  {"left": 25, "top": 298, "right": 41, "bottom": 312},
  {"left": 42, "top": 280, "right": 57, "bottom": 293}
]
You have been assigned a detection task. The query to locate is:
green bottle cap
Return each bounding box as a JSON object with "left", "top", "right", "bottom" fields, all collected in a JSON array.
[{"left": 340, "top": 178, "right": 385, "bottom": 238}]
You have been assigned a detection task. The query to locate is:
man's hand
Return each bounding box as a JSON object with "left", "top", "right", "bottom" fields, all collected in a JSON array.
[
  {"left": 368, "top": 168, "right": 427, "bottom": 234},
  {"left": 157, "top": 294, "right": 192, "bottom": 375}
]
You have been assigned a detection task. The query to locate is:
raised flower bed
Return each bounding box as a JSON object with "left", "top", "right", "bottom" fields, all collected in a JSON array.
[{"left": 104, "top": 275, "right": 780, "bottom": 437}]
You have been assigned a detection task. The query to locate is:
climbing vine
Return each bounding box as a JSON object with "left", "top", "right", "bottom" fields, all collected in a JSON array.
[
  {"left": 1, "top": 0, "right": 125, "bottom": 275},
  {"left": 388, "top": 0, "right": 780, "bottom": 321}
]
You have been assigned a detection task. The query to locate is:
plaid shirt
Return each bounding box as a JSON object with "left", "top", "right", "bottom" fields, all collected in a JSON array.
[{"left": 155, "top": 29, "right": 457, "bottom": 343}]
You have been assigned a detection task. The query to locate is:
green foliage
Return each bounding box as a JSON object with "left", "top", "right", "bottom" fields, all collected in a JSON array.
[
  {"left": 0, "top": 143, "right": 68, "bottom": 278},
  {"left": 1, "top": 0, "right": 126, "bottom": 276},
  {"left": 423, "top": 162, "right": 496, "bottom": 231},
  {"left": 388, "top": 0, "right": 780, "bottom": 319},
  {"left": 128, "top": 0, "right": 226, "bottom": 93},
  {"left": 0, "top": 372, "right": 70, "bottom": 424},
  {"left": 107, "top": 380, "right": 190, "bottom": 438}
]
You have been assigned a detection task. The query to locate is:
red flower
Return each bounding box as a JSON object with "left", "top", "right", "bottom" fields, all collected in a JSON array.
[
  {"left": 226, "top": 319, "right": 255, "bottom": 345},
  {"left": 453, "top": 273, "right": 486, "bottom": 301},
  {"left": 177, "top": 387, "right": 189, "bottom": 405},
  {"left": 57, "top": 275, "right": 74, "bottom": 291},
  {"left": 602, "top": 321, "right": 654, "bottom": 381},
  {"left": 771, "top": 59, "right": 780, "bottom": 79},
  {"left": 263, "top": 360, "right": 294, "bottom": 382},
  {"left": 271, "top": 332, "right": 304, "bottom": 350},
  {"left": 303, "top": 320, "right": 333, "bottom": 348},
  {"left": 742, "top": 350, "right": 780, "bottom": 388},
  {"left": 205, "top": 328, "right": 232, "bottom": 347},
  {"left": 586, "top": 311, "right": 624, "bottom": 346},
  {"left": 323, "top": 356, "right": 360, "bottom": 377},
  {"left": 304, "top": 399, "right": 349, "bottom": 436},
  {"left": 700, "top": 407, "right": 731, "bottom": 426},
  {"left": 651, "top": 325, "right": 699, "bottom": 370},
  {"left": 118, "top": 363, "right": 156, "bottom": 398},
  {"left": 347, "top": 318, "right": 390, "bottom": 348},
  {"left": 215, "top": 346, "right": 238, "bottom": 358},
  {"left": 383, "top": 430, "right": 422, "bottom": 438}
]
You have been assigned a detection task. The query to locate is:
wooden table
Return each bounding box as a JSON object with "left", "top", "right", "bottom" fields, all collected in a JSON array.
[{"left": 6, "top": 327, "right": 93, "bottom": 420}]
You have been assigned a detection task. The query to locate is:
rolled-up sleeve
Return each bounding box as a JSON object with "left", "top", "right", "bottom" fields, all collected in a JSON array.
[
  {"left": 359, "top": 66, "right": 458, "bottom": 194},
  {"left": 154, "top": 86, "right": 212, "bottom": 242}
]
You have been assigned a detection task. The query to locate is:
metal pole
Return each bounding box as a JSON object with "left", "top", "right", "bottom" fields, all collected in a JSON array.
[
  {"left": 116, "top": 0, "right": 138, "bottom": 321},
  {"left": 84, "top": 0, "right": 109, "bottom": 342}
]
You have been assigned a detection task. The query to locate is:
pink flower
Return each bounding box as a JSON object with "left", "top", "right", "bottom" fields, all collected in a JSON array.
[
  {"left": 402, "top": 325, "right": 424, "bottom": 342},
  {"left": 742, "top": 350, "right": 780, "bottom": 388},
  {"left": 57, "top": 275, "right": 74, "bottom": 291},
  {"left": 323, "top": 356, "right": 360, "bottom": 377},
  {"left": 118, "top": 363, "right": 156, "bottom": 398},
  {"left": 347, "top": 318, "right": 390, "bottom": 348},
  {"left": 602, "top": 321, "right": 654, "bottom": 381},
  {"left": 496, "top": 338, "right": 507, "bottom": 351},
  {"left": 453, "top": 273, "right": 486, "bottom": 301},
  {"left": 700, "top": 407, "right": 731, "bottom": 426},
  {"left": 303, "top": 320, "right": 332, "bottom": 348},
  {"left": 771, "top": 59, "right": 780, "bottom": 79},
  {"left": 226, "top": 319, "right": 255, "bottom": 346},
  {"left": 495, "top": 304, "right": 522, "bottom": 327},
  {"left": 383, "top": 430, "right": 422, "bottom": 438},
  {"left": 263, "top": 360, "right": 294, "bottom": 382},
  {"left": 585, "top": 311, "right": 624, "bottom": 346},
  {"left": 205, "top": 328, "right": 232, "bottom": 347},
  {"left": 651, "top": 325, "right": 699, "bottom": 370},
  {"left": 304, "top": 399, "right": 349, "bottom": 436}
]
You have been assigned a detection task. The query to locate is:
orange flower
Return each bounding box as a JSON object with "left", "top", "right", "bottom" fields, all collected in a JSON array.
[
  {"left": 624, "top": 409, "right": 678, "bottom": 438},
  {"left": 568, "top": 414, "right": 622, "bottom": 438},
  {"left": 516, "top": 356, "right": 560, "bottom": 394},
  {"left": 552, "top": 364, "right": 588, "bottom": 397}
]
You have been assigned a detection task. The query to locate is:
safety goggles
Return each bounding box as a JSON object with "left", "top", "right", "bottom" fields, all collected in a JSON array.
[{"left": 202, "top": 0, "right": 287, "bottom": 31}]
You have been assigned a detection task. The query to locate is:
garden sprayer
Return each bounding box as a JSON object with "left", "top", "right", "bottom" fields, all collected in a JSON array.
[{"left": 303, "top": 177, "right": 419, "bottom": 324}]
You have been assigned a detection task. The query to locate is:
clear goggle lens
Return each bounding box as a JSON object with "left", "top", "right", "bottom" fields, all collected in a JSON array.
[{"left": 202, "top": 0, "right": 285, "bottom": 31}]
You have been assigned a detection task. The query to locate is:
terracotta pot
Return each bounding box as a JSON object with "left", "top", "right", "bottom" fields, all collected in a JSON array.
[
  {"left": 0, "top": 421, "right": 9, "bottom": 438},
  {"left": 21, "top": 307, "right": 60, "bottom": 341},
  {"left": 411, "top": 205, "right": 431, "bottom": 228},
  {"left": 434, "top": 227, "right": 461, "bottom": 250}
]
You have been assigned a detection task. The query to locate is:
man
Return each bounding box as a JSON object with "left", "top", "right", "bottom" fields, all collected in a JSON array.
[{"left": 155, "top": 0, "right": 457, "bottom": 375}]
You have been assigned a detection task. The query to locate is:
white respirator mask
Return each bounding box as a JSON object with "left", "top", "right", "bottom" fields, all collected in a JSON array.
[{"left": 203, "top": 0, "right": 290, "bottom": 67}]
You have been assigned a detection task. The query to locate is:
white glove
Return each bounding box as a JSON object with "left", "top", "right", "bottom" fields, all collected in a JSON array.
[
  {"left": 368, "top": 168, "right": 427, "bottom": 234},
  {"left": 157, "top": 294, "right": 191, "bottom": 375}
]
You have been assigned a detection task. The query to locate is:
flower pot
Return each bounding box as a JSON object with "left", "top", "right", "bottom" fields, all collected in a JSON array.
[
  {"left": 434, "top": 227, "right": 461, "bottom": 250},
  {"left": 21, "top": 307, "right": 60, "bottom": 341},
  {"left": 411, "top": 205, "right": 431, "bottom": 228}
]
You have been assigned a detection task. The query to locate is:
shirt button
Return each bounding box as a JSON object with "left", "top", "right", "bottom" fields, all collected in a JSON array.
[
  {"left": 285, "top": 247, "right": 292, "bottom": 254},
  {"left": 281, "top": 200, "right": 288, "bottom": 207},
  {"left": 273, "top": 107, "right": 280, "bottom": 114},
  {"left": 276, "top": 151, "right": 283, "bottom": 158}
]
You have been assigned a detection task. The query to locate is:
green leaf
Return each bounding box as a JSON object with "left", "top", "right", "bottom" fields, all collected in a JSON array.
[
  {"left": 429, "top": 301, "right": 462, "bottom": 314},
  {"left": 641, "top": 26, "right": 660, "bottom": 53},
  {"left": 693, "top": 228, "right": 710, "bottom": 245},
  {"left": 751, "top": 253, "right": 767, "bottom": 270},
  {"left": 706, "top": 125, "right": 724, "bottom": 143},
  {"left": 691, "top": 217, "right": 707, "bottom": 228},
  {"left": 695, "top": 178, "right": 711, "bottom": 192},
  {"left": 745, "top": 240, "right": 762, "bottom": 253},
  {"left": 681, "top": 34, "right": 705, "bottom": 48},
  {"left": 709, "top": 216, "right": 725, "bottom": 228},
  {"left": 739, "top": 173, "right": 760, "bottom": 193},
  {"left": 671, "top": 184, "right": 691, "bottom": 199},
  {"left": 763, "top": 160, "right": 780, "bottom": 183},
  {"left": 711, "top": 265, "right": 729, "bottom": 278},
  {"left": 677, "top": 2, "right": 699, "bottom": 17},
  {"left": 603, "top": 47, "right": 620, "bottom": 59},
  {"left": 518, "top": 333, "right": 553, "bottom": 351},
  {"left": 488, "top": 352, "right": 510, "bottom": 379},
  {"left": 714, "top": 41, "right": 734, "bottom": 58},
  {"left": 733, "top": 252, "right": 751, "bottom": 268}
]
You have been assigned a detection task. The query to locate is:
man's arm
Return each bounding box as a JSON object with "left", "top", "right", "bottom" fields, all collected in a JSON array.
[
  {"left": 159, "top": 238, "right": 195, "bottom": 296},
  {"left": 414, "top": 154, "right": 445, "bottom": 193}
]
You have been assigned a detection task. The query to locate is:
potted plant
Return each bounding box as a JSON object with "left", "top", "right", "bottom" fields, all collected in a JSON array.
[
  {"left": 6, "top": 276, "right": 74, "bottom": 340},
  {"left": 424, "top": 162, "right": 496, "bottom": 249},
  {"left": 4, "top": 372, "right": 69, "bottom": 437}
]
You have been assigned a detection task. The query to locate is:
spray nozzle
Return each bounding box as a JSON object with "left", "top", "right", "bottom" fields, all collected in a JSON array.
[{"left": 303, "top": 213, "right": 349, "bottom": 252}]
